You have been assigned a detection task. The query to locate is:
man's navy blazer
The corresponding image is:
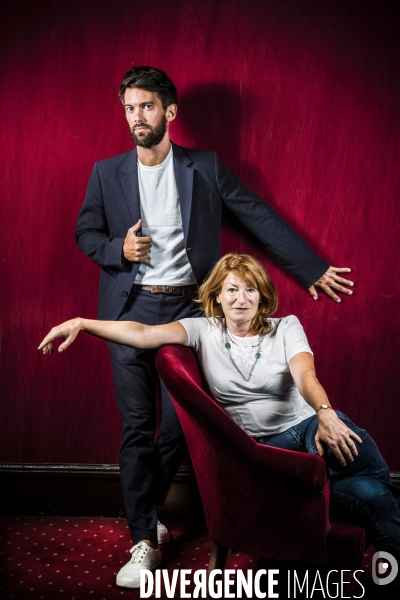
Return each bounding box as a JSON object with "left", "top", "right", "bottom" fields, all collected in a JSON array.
[{"left": 75, "top": 142, "right": 328, "bottom": 320}]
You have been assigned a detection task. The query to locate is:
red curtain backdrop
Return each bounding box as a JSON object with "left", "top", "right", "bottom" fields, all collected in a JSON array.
[{"left": 1, "top": 0, "right": 399, "bottom": 468}]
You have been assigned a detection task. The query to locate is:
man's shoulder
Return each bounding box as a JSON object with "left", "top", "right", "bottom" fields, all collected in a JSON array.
[
  {"left": 172, "top": 142, "right": 217, "bottom": 165},
  {"left": 94, "top": 149, "right": 135, "bottom": 173}
]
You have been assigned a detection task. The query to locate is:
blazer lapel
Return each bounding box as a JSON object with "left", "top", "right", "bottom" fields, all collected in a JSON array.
[
  {"left": 119, "top": 144, "right": 194, "bottom": 240},
  {"left": 172, "top": 142, "right": 193, "bottom": 243},
  {"left": 119, "top": 148, "right": 141, "bottom": 225}
]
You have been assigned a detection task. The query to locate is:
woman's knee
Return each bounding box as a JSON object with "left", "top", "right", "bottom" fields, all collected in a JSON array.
[
  {"left": 333, "top": 412, "right": 390, "bottom": 474},
  {"left": 332, "top": 476, "right": 394, "bottom": 516}
]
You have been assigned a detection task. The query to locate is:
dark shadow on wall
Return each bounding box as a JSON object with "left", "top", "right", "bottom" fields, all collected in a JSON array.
[
  {"left": 177, "top": 82, "right": 302, "bottom": 276},
  {"left": 179, "top": 83, "right": 242, "bottom": 172}
]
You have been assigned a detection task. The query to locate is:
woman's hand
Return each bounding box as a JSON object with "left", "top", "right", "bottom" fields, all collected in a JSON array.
[
  {"left": 38, "top": 318, "right": 83, "bottom": 355},
  {"left": 315, "top": 409, "right": 362, "bottom": 466},
  {"left": 289, "top": 352, "right": 362, "bottom": 466}
]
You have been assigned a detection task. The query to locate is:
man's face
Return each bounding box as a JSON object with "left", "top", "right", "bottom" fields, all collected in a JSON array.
[{"left": 124, "top": 88, "right": 173, "bottom": 148}]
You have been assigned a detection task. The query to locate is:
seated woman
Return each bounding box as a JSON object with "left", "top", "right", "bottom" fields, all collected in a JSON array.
[{"left": 39, "top": 253, "right": 400, "bottom": 569}]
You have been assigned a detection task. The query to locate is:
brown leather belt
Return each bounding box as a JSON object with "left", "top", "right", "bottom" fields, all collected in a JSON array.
[{"left": 133, "top": 284, "right": 198, "bottom": 296}]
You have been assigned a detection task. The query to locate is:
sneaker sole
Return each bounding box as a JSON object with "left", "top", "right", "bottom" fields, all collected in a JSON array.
[{"left": 116, "top": 557, "right": 162, "bottom": 589}]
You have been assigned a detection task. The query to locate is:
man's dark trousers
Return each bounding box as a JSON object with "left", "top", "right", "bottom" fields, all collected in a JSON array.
[{"left": 108, "top": 287, "right": 202, "bottom": 544}]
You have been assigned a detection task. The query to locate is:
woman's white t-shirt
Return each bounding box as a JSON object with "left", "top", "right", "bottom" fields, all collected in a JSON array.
[{"left": 178, "top": 315, "right": 315, "bottom": 437}]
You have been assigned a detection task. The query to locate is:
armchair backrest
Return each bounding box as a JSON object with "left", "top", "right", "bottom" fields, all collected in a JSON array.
[{"left": 156, "top": 344, "right": 331, "bottom": 563}]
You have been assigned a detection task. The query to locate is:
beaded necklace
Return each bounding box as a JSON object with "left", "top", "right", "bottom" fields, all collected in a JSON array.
[{"left": 224, "top": 327, "right": 264, "bottom": 382}]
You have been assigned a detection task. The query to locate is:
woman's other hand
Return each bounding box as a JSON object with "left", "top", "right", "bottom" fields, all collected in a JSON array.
[
  {"left": 38, "top": 318, "right": 83, "bottom": 355},
  {"left": 315, "top": 409, "right": 362, "bottom": 466}
]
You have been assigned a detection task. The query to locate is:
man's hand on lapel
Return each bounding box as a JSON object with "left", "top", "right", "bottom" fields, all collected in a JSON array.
[
  {"left": 123, "top": 219, "right": 152, "bottom": 262},
  {"left": 308, "top": 266, "right": 354, "bottom": 302}
]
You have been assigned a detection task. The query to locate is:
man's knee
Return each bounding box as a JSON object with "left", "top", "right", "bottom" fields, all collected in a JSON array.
[
  {"left": 158, "top": 416, "right": 184, "bottom": 446},
  {"left": 120, "top": 421, "right": 156, "bottom": 453}
]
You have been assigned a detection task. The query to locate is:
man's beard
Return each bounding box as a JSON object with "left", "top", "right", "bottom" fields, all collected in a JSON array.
[{"left": 129, "top": 114, "right": 168, "bottom": 148}]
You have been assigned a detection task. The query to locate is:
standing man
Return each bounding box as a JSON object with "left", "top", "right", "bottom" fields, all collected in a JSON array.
[{"left": 75, "top": 65, "right": 354, "bottom": 588}]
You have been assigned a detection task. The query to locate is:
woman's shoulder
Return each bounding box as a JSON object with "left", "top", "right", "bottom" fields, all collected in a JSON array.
[
  {"left": 268, "top": 315, "right": 303, "bottom": 335},
  {"left": 269, "top": 315, "right": 302, "bottom": 327},
  {"left": 180, "top": 316, "right": 223, "bottom": 333}
]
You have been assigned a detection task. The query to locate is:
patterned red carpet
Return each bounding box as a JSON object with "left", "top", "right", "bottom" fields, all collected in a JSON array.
[
  {"left": 0, "top": 516, "right": 264, "bottom": 599},
  {"left": 0, "top": 516, "right": 393, "bottom": 599}
]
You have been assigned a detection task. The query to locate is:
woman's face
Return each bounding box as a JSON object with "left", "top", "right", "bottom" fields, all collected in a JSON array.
[{"left": 216, "top": 272, "right": 260, "bottom": 332}]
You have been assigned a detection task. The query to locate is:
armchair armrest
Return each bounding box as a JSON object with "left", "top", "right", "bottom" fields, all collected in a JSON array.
[{"left": 156, "top": 345, "right": 328, "bottom": 494}]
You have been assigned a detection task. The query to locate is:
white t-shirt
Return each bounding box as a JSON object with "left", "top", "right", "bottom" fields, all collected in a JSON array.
[
  {"left": 178, "top": 315, "right": 315, "bottom": 437},
  {"left": 136, "top": 146, "right": 196, "bottom": 285}
]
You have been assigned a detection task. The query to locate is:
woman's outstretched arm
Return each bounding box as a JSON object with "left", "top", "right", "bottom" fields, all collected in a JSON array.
[{"left": 38, "top": 318, "right": 188, "bottom": 355}]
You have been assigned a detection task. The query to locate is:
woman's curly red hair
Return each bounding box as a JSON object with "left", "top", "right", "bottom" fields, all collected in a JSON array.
[{"left": 195, "top": 253, "right": 278, "bottom": 335}]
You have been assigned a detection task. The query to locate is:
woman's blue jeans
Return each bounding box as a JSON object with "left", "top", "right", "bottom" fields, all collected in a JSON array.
[{"left": 256, "top": 411, "right": 400, "bottom": 563}]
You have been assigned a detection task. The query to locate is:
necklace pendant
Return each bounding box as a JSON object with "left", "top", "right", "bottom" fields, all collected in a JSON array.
[{"left": 224, "top": 326, "right": 264, "bottom": 382}]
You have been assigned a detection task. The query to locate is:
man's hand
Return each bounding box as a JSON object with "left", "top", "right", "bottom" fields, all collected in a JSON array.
[
  {"left": 308, "top": 266, "right": 354, "bottom": 302},
  {"left": 315, "top": 410, "right": 362, "bottom": 466},
  {"left": 38, "top": 318, "right": 83, "bottom": 355},
  {"left": 123, "top": 219, "right": 152, "bottom": 262}
]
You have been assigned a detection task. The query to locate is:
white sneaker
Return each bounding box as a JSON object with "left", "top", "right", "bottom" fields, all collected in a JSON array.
[
  {"left": 157, "top": 520, "right": 171, "bottom": 544},
  {"left": 116, "top": 541, "right": 162, "bottom": 589}
]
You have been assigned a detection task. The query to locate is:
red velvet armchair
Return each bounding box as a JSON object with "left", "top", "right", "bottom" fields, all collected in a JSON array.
[{"left": 155, "top": 344, "right": 366, "bottom": 572}]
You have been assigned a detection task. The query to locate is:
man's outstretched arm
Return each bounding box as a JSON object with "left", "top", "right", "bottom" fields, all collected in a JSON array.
[{"left": 215, "top": 153, "right": 354, "bottom": 302}]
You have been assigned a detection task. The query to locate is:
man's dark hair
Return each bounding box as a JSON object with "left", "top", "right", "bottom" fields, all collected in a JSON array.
[{"left": 119, "top": 65, "right": 178, "bottom": 109}]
